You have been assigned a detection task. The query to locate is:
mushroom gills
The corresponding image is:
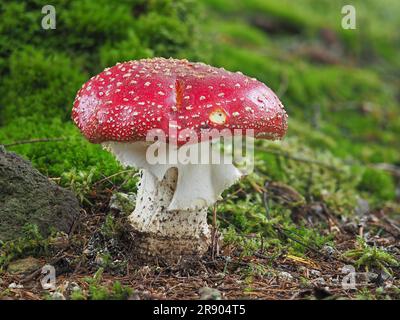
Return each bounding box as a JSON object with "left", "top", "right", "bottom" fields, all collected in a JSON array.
[{"left": 102, "top": 140, "right": 243, "bottom": 211}]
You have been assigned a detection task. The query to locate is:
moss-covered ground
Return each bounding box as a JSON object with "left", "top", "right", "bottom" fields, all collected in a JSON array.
[{"left": 0, "top": 0, "right": 399, "bottom": 299}]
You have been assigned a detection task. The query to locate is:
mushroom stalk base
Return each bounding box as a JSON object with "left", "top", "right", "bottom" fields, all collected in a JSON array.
[{"left": 129, "top": 168, "right": 211, "bottom": 262}]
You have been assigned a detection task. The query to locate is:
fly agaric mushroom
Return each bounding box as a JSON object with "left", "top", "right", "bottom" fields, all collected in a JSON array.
[{"left": 72, "top": 58, "right": 288, "bottom": 261}]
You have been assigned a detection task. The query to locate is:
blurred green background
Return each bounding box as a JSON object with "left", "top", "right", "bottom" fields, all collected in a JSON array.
[{"left": 0, "top": 0, "right": 399, "bottom": 222}]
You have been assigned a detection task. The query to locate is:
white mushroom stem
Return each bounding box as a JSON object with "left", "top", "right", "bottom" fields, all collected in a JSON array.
[
  {"left": 103, "top": 140, "right": 243, "bottom": 260},
  {"left": 130, "top": 167, "right": 210, "bottom": 257}
]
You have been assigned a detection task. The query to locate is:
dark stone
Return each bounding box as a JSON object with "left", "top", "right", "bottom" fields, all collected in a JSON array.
[{"left": 0, "top": 146, "right": 79, "bottom": 241}]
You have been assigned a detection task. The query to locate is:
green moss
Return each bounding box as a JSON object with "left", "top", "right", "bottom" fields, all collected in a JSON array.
[
  {"left": 70, "top": 289, "right": 86, "bottom": 300},
  {"left": 0, "top": 224, "right": 49, "bottom": 271},
  {"left": 100, "top": 214, "right": 118, "bottom": 239},
  {"left": 0, "top": 0, "right": 213, "bottom": 204},
  {"left": 61, "top": 169, "right": 95, "bottom": 205},
  {"left": 344, "top": 237, "right": 400, "bottom": 274},
  {"left": 0, "top": 47, "right": 86, "bottom": 123},
  {"left": 358, "top": 168, "right": 396, "bottom": 202},
  {"left": 99, "top": 31, "right": 153, "bottom": 67},
  {"left": 83, "top": 268, "right": 133, "bottom": 300},
  {"left": 0, "top": 117, "right": 121, "bottom": 179},
  {"left": 135, "top": 14, "right": 194, "bottom": 58},
  {"left": 210, "top": 21, "right": 270, "bottom": 47},
  {"left": 285, "top": 226, "right": 334, "bottom": 256},
  {"left": 62, "top": 0, "right": 134, "bottom": 51}
]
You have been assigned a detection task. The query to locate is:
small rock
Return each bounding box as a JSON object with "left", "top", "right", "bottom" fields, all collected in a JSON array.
[
  {"left": 7, "top": 257, "right": 41, "bottom": 274},
  {"left": 215, "top": 272, "right": 226, "bottom": 278},
  {"left": 198, "top": 287, "right": 222, "bottom": 300},
  {"left": 8, "top": 282, "right": 24, "bottom": 289},
  {"left": 109, "top": 192, "right": 136, "bottom": 214},
  {"left": 50, "top": 292, "right": 66, "bottom": 300},
  {"left": 372, "top": 271, "right": 391, "bottom": 287},
  {"left": 310, "top": 269, "right": 321, "bottom": 276},
  {"left": 366, "top": 272, "right": 379, "bottom": 282},
  {"left": 278, "top": 271, "right": 293, "bottom": 281},
  {"left": 321, "top": 245, "right": 335, "bottom": 256},
  {"left": 314, "top": 277, "right": 326, "bottom": 286},
  {"left": 66, "top": 282, "right": 81, "bottom": 295},
  {"left": 70, "top": 282, "right": 81, "bottom": 291},
  {"left": 0, "top": 147, "right": 79, "bottom": 241}
]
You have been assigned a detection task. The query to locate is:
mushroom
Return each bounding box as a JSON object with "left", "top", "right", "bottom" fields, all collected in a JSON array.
[{"left": 72, "top": 58, "right": 288, "bottom": 261}]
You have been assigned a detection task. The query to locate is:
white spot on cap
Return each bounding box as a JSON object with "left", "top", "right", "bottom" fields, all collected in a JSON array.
[{"left": 209, "top": 109, "right": 227, "bottom": 125}]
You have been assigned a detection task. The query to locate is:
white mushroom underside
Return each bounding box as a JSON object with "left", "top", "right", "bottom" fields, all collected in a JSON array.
[
  {"left": 103, "top": 140, "right": 243, "bottom": 211},
  {"left": 129, "top": 167, "right": 210, "bottom": 240}
]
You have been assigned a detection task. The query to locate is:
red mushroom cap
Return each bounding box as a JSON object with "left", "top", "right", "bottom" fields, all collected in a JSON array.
[{"left": 72, "top": 58, "right": 288, "bottom": 145}]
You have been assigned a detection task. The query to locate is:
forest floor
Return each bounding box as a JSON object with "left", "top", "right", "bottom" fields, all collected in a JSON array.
[{"left": 1, "top": 186, "right": 399, "bottom": 300}]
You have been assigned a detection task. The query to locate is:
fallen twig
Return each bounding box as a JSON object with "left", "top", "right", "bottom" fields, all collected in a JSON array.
[
  {"left": 211, "top": 205, "right": 221, "bottom": 260},
  {"left": 262, "top": 147, "right": 342, "bottom": 171},
  {"left": 370, "top": 163, "right": 400, "bottom": 178},
  {"left": 3, "top": 138, "right": 66, "bottom": 147},
  {"left": 94, "top": 170, "right": 137, "bottom": 186}
]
